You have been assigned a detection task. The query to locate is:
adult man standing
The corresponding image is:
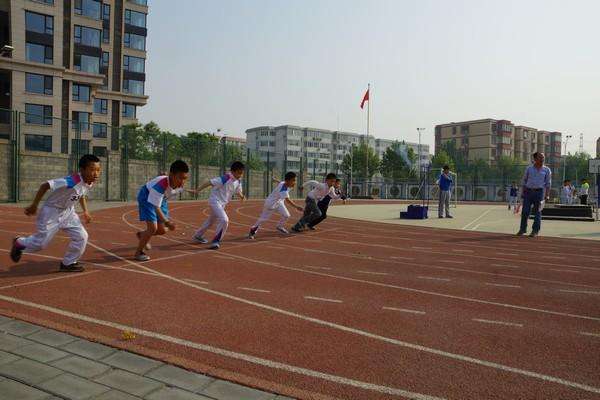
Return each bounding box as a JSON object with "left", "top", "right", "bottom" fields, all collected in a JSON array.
[
  {"left": 517, "top": 152, "right": 552, "bottom": 237},
  {"left": 437, "top": 165, "right": 453, "bottom": 218},
  {"left": 580, "top": 178, "right": 590, "bottom": 205}
]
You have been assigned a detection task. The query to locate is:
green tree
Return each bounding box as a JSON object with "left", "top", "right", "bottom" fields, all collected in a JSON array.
[
  {"left": 340, "top": 143, "right": 380, "bottom": 180},
  {"left": 564, "top": 152, "right": 592, "bottom": 183},
  {"left": 380, "top": 142, "right": 417, "bottom": 181}
]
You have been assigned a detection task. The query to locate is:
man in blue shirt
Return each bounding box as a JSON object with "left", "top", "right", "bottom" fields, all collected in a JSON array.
[
  {"left": 517, "top": 152, "right": 552, "bottom": 237},
  {"left": 437, "top": 165, "right": 453, "bottom": 218}
]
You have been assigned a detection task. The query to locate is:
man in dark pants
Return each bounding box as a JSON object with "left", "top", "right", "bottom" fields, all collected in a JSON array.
[
  {"left": 517, "top": 152, "right": 552, "bottom": 238},
  {"left": 307, "top": 179, "right": 346, "bottom": 230}
]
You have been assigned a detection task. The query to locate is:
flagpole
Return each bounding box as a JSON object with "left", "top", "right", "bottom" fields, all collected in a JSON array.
[{"left": 366, "top": 83, "right": 370, "bottom": 186}]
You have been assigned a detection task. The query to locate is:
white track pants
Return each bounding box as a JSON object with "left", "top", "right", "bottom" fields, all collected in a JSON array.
[
  {"left": 195, "top": 202, "right": 229, "bottom": 243},
  {"left": 250, "top": 203, "right": 290, "bottom": 234},
  {"left": 18, "top": 206, "right": 88, "bottom": 265}
]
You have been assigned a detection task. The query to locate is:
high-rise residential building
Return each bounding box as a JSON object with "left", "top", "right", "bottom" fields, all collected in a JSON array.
[
  {"left": 0, "top": 0, "right": 148, "bottom": 156},
  {"left": 435, "top": 118, "right": 562, "bottom": 172},
  {"left": 245, "top": 125, "right": 430, "bottom": 175}
]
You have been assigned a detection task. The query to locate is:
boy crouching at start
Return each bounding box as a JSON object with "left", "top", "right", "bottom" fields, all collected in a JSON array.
[{"left": 10, "top": 154, "right": 101, "bottom": 272}]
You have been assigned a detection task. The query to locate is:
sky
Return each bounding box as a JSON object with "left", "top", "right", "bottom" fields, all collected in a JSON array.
[{"left": 139, "top": 0, "right": 600, "bottom": 155}]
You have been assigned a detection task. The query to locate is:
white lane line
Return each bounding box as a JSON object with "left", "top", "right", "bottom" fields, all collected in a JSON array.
[
  {"left": 558, "top": 289, "right": 600, "bottom": 295},
  {"left": 357, "top": 271, "right": 389, "bottom": 276},
  {"left": 412, "top": 247, "right": 432, "bottom": 250},
  {"left": 499, "top": 253, "right": 518, "bottom": 257},
  {"left": 462, "top": 208, "right": 493, "bottom": 230},
  {"left": 550, "top": 269, "right": 580, "bottom": 274},
  {"left": 390, "top": 256, "right": 415, "bottom": 260},
  {"left": 265, "top": 245, "right": 287, "bottom": 250},
  {"left": 543, "top": 256, "right": 565, "bottom": 260},
  {"left": 472, "top": 318, "right": 523, "bottom": 328},
  {"left": 0, "top": 271, "right": 99, "bottom": 290},
  {"left": 175, "top": 250, "right": 195, "bottom": 255},
  {"left": 304, "top": 266, "right": 332, "bottom": 271},
  {"left": 417, "top": 276, "right": 451, "bottom": 282},
  {"left": 491, "top": 263, "right": 521, "bottom": 269},
  {"left": 382, "top": 307, "right": 426, "bottom": 315},
  {"left": 580, "top": 332, "right": 600, "bottom": 338},
  {"left": 437, "top": 260, "right": 465, "bottom": 264},
  {"left": 183, "top": 279, "right": 209, "bottom": 285},
  {"left": 304, "top": 296, "right": 343, "bottom": 304},
  {"left": 485, "top": 283, "right": 521, "bottom": 289},
  {"left": 111, "top": 242, "right": 127, "bottom": 246},
  {"left": 0, "top": 294, "right": 443, "bottom": 400},
  {"left": 452, "top": 249, "right": 474, "bottom": 253},
  {"left": 238, "top": 287, "right": 271, "bottom": 294}
]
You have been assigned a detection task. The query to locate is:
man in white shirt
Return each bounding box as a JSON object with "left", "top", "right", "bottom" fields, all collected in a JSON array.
[
  {"left": 193, "top": 161, "right": 246, "bottom": 249},
  {"left": 291, "top": 173, "right": 337, "bottom": 233},
  {"left": 248, "top": 171, "right": 303, "bottom": 239},
  {"left": 10, "top": 155, "right": 100, "bottom": 272}
]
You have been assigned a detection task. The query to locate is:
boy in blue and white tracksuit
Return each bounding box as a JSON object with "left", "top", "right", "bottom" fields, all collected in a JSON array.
[
  {"left": 508, "top": 182, "right": 518, "bottom": 210},
  {"left": 193, "top": 161, "right": 246, "bottom": 249}
]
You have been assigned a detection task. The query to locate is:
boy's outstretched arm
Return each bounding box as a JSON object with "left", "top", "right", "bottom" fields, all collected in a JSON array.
[
  {"left": 155, "top": 206, "right": 175, "bottom": 230},
  {"left": 79, "top": 196, "right": 92, "bottom": 223},
  {"left": 285, "top": 197, "right": 303, "bottom": 212},
  {"left": 25, "top": 182, "right": 50, "bottom": 216},
  {"left": 196, "top": 181, "right": 213, "bottom": 193}
]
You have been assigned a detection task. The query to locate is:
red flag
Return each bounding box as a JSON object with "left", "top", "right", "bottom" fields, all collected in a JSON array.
[{"left": 360, "top": 88, "right": 369, "bottom": 109}]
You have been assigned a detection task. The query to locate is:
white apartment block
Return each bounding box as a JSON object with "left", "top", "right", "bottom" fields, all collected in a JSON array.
[{"left": 245, "top": 125, "right": 430, "bottom": 176}]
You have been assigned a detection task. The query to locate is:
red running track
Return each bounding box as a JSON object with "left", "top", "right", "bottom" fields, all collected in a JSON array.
[{"left": 1, "top": 200, "right": 600, "bottom": 400}]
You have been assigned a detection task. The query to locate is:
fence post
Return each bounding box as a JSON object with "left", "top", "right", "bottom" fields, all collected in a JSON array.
[
  {"left": 312, "top": 158, "right": 316, "bottom": 180},
  {"left": 325, "top": 160, "right": 328, "bottom": 174},
  {"left": 10, "top": 111, "right": 20, "bottom": 202},
  {"left": 121, "top": 126, "right": 129, "bottom": 201},
  {"left": 220, "top": 137, "right": 226, "bottom": 175},
  {"left": 266, "top": 150, "right": 270, "bottom": 196},
  {"left": 298, "top": 156, "right": 304, "bottom": 197},
  {"left": 194, "top": 137, "right": 200, "bottom": 199},
  {"left": 245, "top": 148, "right": 250, "bottom": 198}
]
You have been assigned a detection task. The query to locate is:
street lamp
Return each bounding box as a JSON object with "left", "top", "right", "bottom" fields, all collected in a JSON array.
[
  {"left": 563, "top": 134, "right": 572, "bottom": 181},
  {"left": 417, "top": 128, "right": 426, "bottom": 179}
]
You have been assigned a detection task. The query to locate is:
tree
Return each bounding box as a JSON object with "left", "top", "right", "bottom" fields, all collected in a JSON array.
[
  {"left": 340, "top": 142, "right": 380, "bottom": 180},
  {"left": 430, "top": 150, "right": 455, "bottom": 172},
  {"left": 380, "top": 142, "right": 417, "bottom": 181},
  {"left": 564, "top": 152, "right": 592, "bottom": 183}
]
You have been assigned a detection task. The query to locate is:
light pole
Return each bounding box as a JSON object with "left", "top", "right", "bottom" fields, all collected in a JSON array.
[
  {"left": 417, "top": 128, "right": 426, "bottom": 180},
  {"left": 562, "top": 134, "right": 572, "bottom": 182},
  {"left": 349, "top": 143, "right": 354, "bottom": 196}
]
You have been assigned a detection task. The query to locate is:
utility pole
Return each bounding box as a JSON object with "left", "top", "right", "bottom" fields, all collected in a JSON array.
[
  {"left": 417, "top": 128, "right": 426, "bottom": 180},
  {"left": 563, "top": 134, "right": 572, "bottom": 181}
]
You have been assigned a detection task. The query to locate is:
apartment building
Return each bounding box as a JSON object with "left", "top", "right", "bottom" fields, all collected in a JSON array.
[
  {"left": 246, "top": 125, "right": 430, "bottom": 175},
  {"left": 0, "top": 0, "right": 148, "bottom": 156},
  {"left": 435, "top": 118, "right": 562, "bottom": 172}
]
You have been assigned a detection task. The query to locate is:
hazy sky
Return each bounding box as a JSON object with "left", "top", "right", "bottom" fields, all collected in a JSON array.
[{"left": 139, "top": 0, "right": 599, "bottom": 154}]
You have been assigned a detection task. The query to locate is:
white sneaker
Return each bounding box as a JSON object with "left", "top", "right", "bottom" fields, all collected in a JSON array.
[
  {"left": 193, "top": 234, "right": 208, "bottom": 244},
  {"left": 134, "top": 253, "right": 150, "bottom": 262},
  {"left": 136, "top": 232, "right": 151, "bottom": 250},
  {"left": 276, "top": 226, "right": 289, "bottom": 234},
  {"left": 209, "top": 241, "right": 220, "bottom": 250},
  {"left": 248, "top": 233, "right": 255, "bottom": 240}
]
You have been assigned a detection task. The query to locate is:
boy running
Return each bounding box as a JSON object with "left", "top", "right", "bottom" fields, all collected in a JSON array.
[
  {"left": 10, "top": 154, "right": 101, "bottom": 272},
  {"left": 248, "top": 171, "right": 303, "bottom": 239},
  {"left": 291, "top": 173, "right": 336, "bottom": 233},
  {"left": 193, "top": 161, "right": 246, "bottom": 249},
  {"left": 134, "top": 160, "right": 190, "bottom": 261}
]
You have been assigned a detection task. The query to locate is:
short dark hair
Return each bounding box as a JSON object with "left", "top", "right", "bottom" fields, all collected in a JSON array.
[
  {"left": 442, "top": 165, "right": 450, "bottom": 170},
  {"left": 169, "top": 160, "right": 189, "bottom": 174},
  {"left": 79, "top": 154, "right": 100, "bottom": 169},
  {"left": 230, "top": 161, "right": 245, "bottom": 171},
  {"left": 284, "top": 171, "right": 297, "bottom": 181},
  {"left": 325, "top": 173, "right": 337, "bottom": 180},
  {"left": 335, "top": 178, "right": 341, "bottom": 182}
]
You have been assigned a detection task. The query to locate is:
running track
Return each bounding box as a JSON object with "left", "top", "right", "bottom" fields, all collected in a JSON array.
[{"left": 1, "top": 201, "right": 599, "bottom": 400}]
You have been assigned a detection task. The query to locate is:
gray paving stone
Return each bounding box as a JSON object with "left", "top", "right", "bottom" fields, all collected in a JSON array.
[
  {"left": 94, "top": 390, "right": 142, "bottom": 400},
  {"left": 39, "top": 373, "right": 110, "bottom": 400},
  {"left": 61, "top": 339, "right": 117, "bottom": 360},
  {"left": 102, "top": 351, "right": 163, "bottom": 375},
  {"left": 0, "top": 358, "right": 63, "bottom": 384},
  {"left": 12, "top": 343, "right": 70, "bottom": 363},
  {"left": 0, "top": 320, "right": 43, "bottom": 336},
  {"left": 0, "top": 378, "right": 50, "bottom": 400},
  {"left": 0, "top": 350, "right": 21, "bottom": 365},
  {"left": 145, "top": 387, "right": 212, "bottom": 400},
  {"left": 27, "top": 328, "right": 78, "bottom": 347},
  {"left": 0, "top": 332, "right": 34, "bottom": 351},
  {"left": 51, "top": 355, "right": 111, "bottom": 379},
  {"left": 145, "top": 364, "right": 213, "bottom": 392},
  {"left": 0, "top": 315, "right": 12, "bottom": 325},
  {"left": 94, "top": 369, "right": 163, "bottom": 397},
  {"left": 201, "top": 380, "right": 277, "bottom": 400}
]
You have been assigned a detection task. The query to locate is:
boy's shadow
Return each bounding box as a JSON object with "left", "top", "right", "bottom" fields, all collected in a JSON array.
[{"left": 0, "top": 260, "right": 64, "bottom": 279}]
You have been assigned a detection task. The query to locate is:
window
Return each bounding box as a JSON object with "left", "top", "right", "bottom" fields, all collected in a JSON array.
[
  {"left": 26, "top": 42, "right": 53, "bottom": 64},
  {"left": 94, "top": 99, "right": 108, "bottom": 114},
  {"left": 25, "top": 11, "right": 53, "bottom": 35},
  {"left": 74, "top": 54, "right": 100, "bottom": 74},
  {"left": 25, "top": 134, "right": 52, "bottom": 152},
  {"left": 75, "top": 0, "right": 101, "bottom": 19},
  {"left": 25, "top": 73, "right": 53, "bottom": 95},
  {"left": 25, "top": 104, "right": 52, "bottom": 125},
  {"left": 72, "top": 111, "right": 90, "bottom": 131},
  {"left": 128, "top": 0, "right": 147, "bottom": 5},
  {"left": 74, "top": 25, "right": 101, "bottom": 47},
  {"left": 72, "top": 83, "right": 91, "bottom": 102},
  {"left": 122, "top": 103, "right": 136, "bottom": 118},
  {"left": 93, "top": 146, "right": 107, "bottom": 157},
  {"left": 102, "top": 28, "right": 110, "bottom": 43},
  {"left": 122, "top": 79, "right": 144, "bottom": 95},
  {"left": 124, "top": 33, "right": 145, "bottom": 50},
  {"left": 92, "top": 122, "right": 107, "bottom": 138},
  {"left": 123, "top": 55, "right": 144, "bottom": 73},
  {"left": 101, "top": 52, "right": 109, "bottom": 67},
  {"left": 102, "top": 3, "right": 110, "bottom": 20},
  {"left": 124, "top": 9, "right": 146, "bottom": 27},
  {"left": 71, "top": 139, "right": 90, "bottom": 154}
]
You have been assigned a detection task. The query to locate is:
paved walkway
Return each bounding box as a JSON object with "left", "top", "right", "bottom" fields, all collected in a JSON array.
[{"left": 0, "top": 315, "right": 292, "bottom": 400}]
